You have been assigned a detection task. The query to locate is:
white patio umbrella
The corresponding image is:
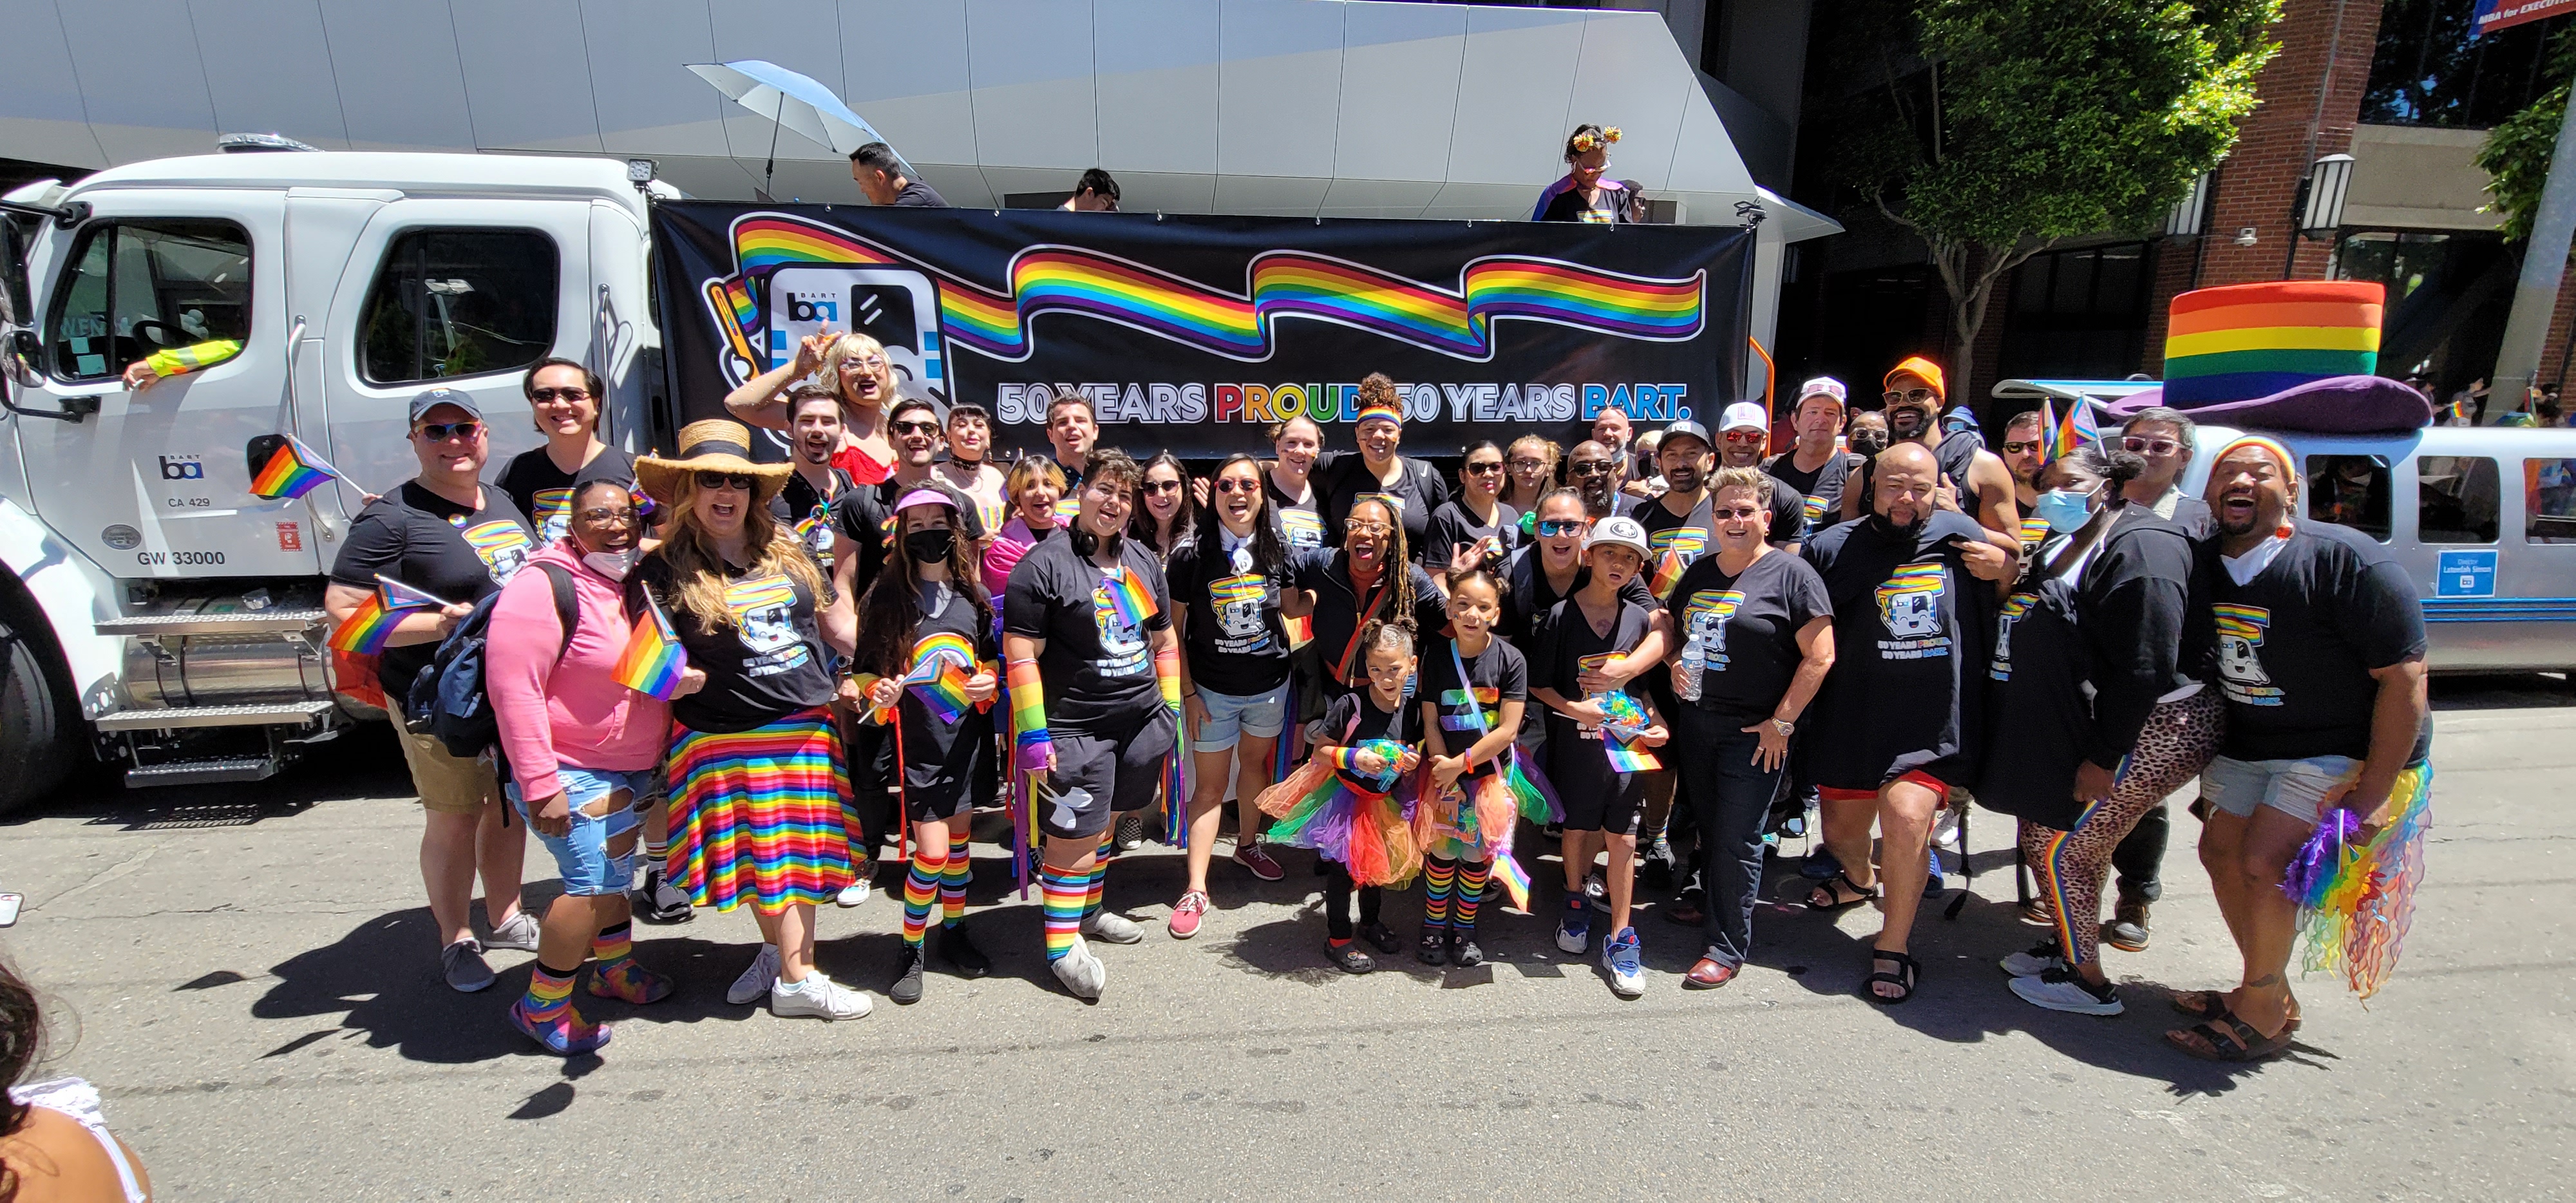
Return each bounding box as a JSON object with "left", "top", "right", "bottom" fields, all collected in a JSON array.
[{"left": 684, "top": 59, "right": 914, "bottom": 198}]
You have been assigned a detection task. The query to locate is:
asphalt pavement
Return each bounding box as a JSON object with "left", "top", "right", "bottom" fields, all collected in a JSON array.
[{"left": 1, "top": 676, "right": 2569, "bottom": 1201}]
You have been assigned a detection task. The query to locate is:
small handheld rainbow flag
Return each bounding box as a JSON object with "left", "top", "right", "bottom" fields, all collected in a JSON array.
[
  {"left": 1595, "top": 692, "right": 1662, "bottom": 772},
  {"left": 902, "top": 632, "right": 980, "bottom": 723},
  {"left": 2051, "top": 396, "right": 2103, "bottom": 460},
  {"left": 249, "top": 433, "right": 345, "bottom": 501},
  {"left": 2033, "top": 399, "right": 2057, "bottom": 465},
  {"left": 1490, "top": 851, "right": 1533, "bottom": 913},
  {"left": 1101, "top": 565, "right": 1159, "bottom": 629},
  {"left": 327, "top": 575, "right": 451, "bottom": 654},
  {"left": 612, "top": 594, "right": 690, "bottom": 699}
]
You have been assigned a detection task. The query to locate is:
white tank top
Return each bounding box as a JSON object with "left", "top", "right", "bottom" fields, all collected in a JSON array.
[{"left": 10, "top": 1077, "right": 147, "bottom": 1202}]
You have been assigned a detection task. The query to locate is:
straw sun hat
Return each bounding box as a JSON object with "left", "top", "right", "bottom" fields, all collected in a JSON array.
[{"left": 633, "top": 419, "right": 794, "bottom": 508}]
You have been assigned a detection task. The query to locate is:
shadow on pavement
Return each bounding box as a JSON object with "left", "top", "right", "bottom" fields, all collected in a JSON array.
[{"left": 3, "top": 723, "right": 415, "bottom": 831}]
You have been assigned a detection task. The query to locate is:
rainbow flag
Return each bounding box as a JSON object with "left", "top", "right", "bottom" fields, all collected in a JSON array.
[
  {"left": 1101, "top": 565, "right": 1158, "bottom": 629},
  {"left": 1491, "top": 851, "right": 1533, "bottom": 913},
  {"left": 612, "top": 594, "right": 690, "bottom": 699},
  {"left": 2051, "top": 397, "right": 2103, "bottom": 460},
  {"left": 902, "top": 632, "right": 980, "bottom": 724},
  {"left": 249, "top": 433, "right": 343, "bottom": 500},
  {"left": 1648, "top": 538, "right": 1700, "bottom": 600},
  {"left": 327, "top": 575, "right": 450, "bottom": 654},
  {"left": 2162, "top": 280, "right": 2382, "bottom": 406},
  {"left": 2033, "top": 398, "right": 2056, "bottom": 466},
  {"left": 1595, "top": 692, "right": 1662, "bottom": 772}
]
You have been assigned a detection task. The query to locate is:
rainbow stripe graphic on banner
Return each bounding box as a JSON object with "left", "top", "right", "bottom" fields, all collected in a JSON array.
[
  {"left": 1100, "top": 566, "right": 1158, "bottom": 629},
  {"left": 327, "top": 575, "right": 451, "bottom": 654},
  {"left": 903, "top": 632, "right": 981, "bottom": 724},
  {"left": 1875, "top": 563, "right": 1947, "bottom": 612},
  {"left": 249, "top": 433, "right": 343, "bottom": 500},
  {"left": 2161, "top": 280, "right": 2383, "bottom": 406},
  {"left": 614, "top": 594, "right": 690, "bottom": 699},
  {"left": 701, "top": 213, "right": 1706, "bottom": 370}
]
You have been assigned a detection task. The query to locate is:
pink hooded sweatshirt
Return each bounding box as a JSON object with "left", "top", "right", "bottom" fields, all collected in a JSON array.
[{"left": 488, "top": 539, "right": 670, "bottom": 800}]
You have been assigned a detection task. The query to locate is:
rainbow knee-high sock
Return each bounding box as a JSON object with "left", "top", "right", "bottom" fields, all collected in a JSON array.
[
  {"left": 942, "top": 829, "right": 971, "bottom": 927},
  {"left": 903, "top": 847, "right": 947, "bottom": 947},
  {"left": 1040, "top": 867, "right": 1088, "bottom": 963},
  {"left": 1455, "top": 858, "right": 1490, "bottom": 932},
  {"left": 1084, "top": 833, "right": 1112, "bottom": 917},
  {"left": 1423, "top": 857, "right": 1455, "bottom": 928},
  {"left": 521, "top": 961, "right": 577, "bottom": 1024},
  {"left": 590, "top": 922, "right": 634, "bottom": 971}
]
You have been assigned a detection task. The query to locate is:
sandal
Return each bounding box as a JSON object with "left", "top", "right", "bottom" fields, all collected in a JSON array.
[
  {"left": 1862, "top": 948, "right": 1919, "bottom": 1005},
  {"left": 2165, "top": 1009, "right": 2295, "bottom": 1062},
  {"left": 1805, "top": 872, "right": 1875, "bottom": 912},
  {"left": 2172, "top": 990, "right": 2301, "bottom": 1031}
]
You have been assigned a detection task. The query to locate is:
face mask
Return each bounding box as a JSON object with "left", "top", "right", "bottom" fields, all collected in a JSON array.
[
  {"left": 1850, "top": 434, "right": 1888, "bottom": 457},
  {"left": 2032, "top": 488, "right": 2094, "bottom": 534},
  {"left": 582, "top": 548, "right": 638, "bottom": 580},
  {"left": 904, "top": 528, "right": 956, "bottom": 564}
]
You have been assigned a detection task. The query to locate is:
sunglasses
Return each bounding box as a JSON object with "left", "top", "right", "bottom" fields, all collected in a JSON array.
[
  {"left": 694, "top": 471, "right": 757, "bottom": 491},
  {"left": 1570, "top": 460, "right": 1613, "bottom": 476},
  {"left": 1463, "top": 461, "right": 1504, "bottom": 475},
  {"left": 840, "top": 354, "right": 888, "bottom": 370},
  {"left": 2001, "top": 440, "right": 2043, "bottom": 455},
  {"left": 1882, "top": 389, "right": 1938, "bottom": 406},
  {"left": 2123, "top": 436, "right": 2181, "bottom": 457},
  {"left": 527, "top": 387, "right": 591, "bottom": 403},
  {"left": 1141, "top": 479, "right": 1183, "bottom": 495},
  {"left": 1213, "top": 477, "right": 1260, "bottom": 495},
  {"left": 1721, "top": 431, "right": 1765, "bottom": 444},
  {"left": 1508, "top": 457, "right": 1549, "bottom": 471},
  {"left": 1716, "top": 506, "right": 1762, "bottom": 520},
  {"left": 1535, "top": 518, "right": 1586, "bottom": 536},
  {"left": 891, "top": 419, "right": 941, "bottom": 435},
  {"left": 415, "top": 421, "right": 483, "bottom": 441},
  {"left": 1347, "top": 521, "right": 1394, "bottom": 537}
]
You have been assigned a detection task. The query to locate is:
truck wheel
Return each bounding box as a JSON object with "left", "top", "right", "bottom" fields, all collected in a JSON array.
[{"left": 0, "top": 607, "right": 77, "bottom": 815}]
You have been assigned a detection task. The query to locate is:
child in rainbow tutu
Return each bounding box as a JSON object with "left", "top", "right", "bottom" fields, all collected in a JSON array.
[
  {"left": 1414, "top": 565, "right": 1555, "bottom": 968},
  {"left": 1256, "top": 621, "right": 1424, "bottom": 973}
]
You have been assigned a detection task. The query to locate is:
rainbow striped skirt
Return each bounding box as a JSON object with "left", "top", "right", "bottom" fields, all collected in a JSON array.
[{"left": 667, "top": 706, "right": 855, "bottom": 914}]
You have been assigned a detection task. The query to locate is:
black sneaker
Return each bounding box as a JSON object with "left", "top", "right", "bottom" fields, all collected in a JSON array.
[
  {"left": 1450, "top": 933, "right": 1483, "bottom": 968},
  {"left": 1356, "top": 921, "right": 1400, "bottom": 954},
  {"left": 1328, "top": 941, "right": 1376, "bottom": 974},
  {"left": 940, "top": 922, "right": 990, "bottom": 978},
  {"left": 1417, "top": 926, "right": 1449, "bottom": 964},
  {"left": 1640, "top": 837, "right": 1676, "bottom": 890},
  {"left": 633, "top": 865, "right": 694, "bottom": 924},
  {"left": 889, "top": 944, "right": 927, "bottom": 1005}
]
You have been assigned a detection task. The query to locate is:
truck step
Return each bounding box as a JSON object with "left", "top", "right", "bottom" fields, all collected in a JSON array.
[
  {"left": 122, "top": 756, "right": 281, "bottom": 788},
  {"left": 95, "top": 609, "right": 330, "bottom": 638},
  {"left": 94, "top": 700, "right": 336, "bottom": 732}
]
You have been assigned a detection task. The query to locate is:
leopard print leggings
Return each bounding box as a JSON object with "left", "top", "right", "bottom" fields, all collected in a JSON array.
[{"left": 2022, "top": 688, "right": 2225, "bottom": 967}]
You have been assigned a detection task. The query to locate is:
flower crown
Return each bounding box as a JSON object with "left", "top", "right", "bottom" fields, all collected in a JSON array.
[{"left": 1569, "top": 126, "right": 1622, "bottom": 154}]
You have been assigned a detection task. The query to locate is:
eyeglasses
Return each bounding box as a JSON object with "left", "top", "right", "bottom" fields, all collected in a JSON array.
[
  {"left": 1721, "top": 431, "right": 1765, "bottom": 444},
  {"left": 527, "top": 387, "right": 591, "bottom": 403},
  {"left": 840, "top": 354, "right": 887, "bottom": 370},
  {"left": 415, "top": 421, "right": 483, "bottom": 442},
  {"left": 2001, "top": 440, "right": 2043, "bottom": 455},
  {"left": 2123, "top": 436, "right": 2181, "bottom": 457},
  {"left": 1347, "top": 521, "right": 1394, "bottom": 537},
  {"left": 1535, "top": 518, "right": 1586, "bottom": 536},
  {"left": 1213, "top": 477, "right": 1260, "bottom": 495},
  {"left": 1882, "top": 388, "right": 1938, "bottom": 406},
  {"left": 575, "top": 507, "right": 636, "bottom": 526},
  {"left": 1570, "top": 460, "right": 1613, "bottom": 477},
  {"left": 1141, "top": 479, "right": 1183, "bottom": 495},
  {"left": 1716, "top": 506, "right": 1762, "bottom": 520},
  {"left": 694, "top": 471, "right": 756, "bottom": 491},
  {"left": 1463, "top": 461, "right": 1504, "bottom": 475},
  {"left": 1508, "top": 457, "right": 1548, "bottom": 471},
  {"left": 891, "top": 419, "right": 940, "bottom": 435}
]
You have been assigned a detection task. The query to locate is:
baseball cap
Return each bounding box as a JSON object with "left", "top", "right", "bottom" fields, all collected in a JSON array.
[
  {"left": 1660, "top": 419, "right": 1714, "bottom": 453},
  {"left": 1586, "top": 515, "right": 1651, "bottom": 560},
  {"left": 1718, "top": 402, "right": 1770, "bottom": 433},
  {"left": 1795, "top": 377, "right": 1848, "bottom": 409},
  {"left": 408, "top": 386, "right": 482, "bottom": 426}
]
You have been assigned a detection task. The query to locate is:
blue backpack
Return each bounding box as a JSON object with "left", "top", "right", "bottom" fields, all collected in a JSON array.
[{"left": 401, "top": 564, "right": 581, "bottom": 760}]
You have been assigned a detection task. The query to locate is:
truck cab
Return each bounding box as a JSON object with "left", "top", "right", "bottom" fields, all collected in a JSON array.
[{"left": 0, "top": 150, "right": 667, "bottom": 807}]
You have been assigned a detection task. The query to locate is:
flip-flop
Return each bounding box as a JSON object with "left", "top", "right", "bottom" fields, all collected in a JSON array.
[{"left": 2164, "top": 1009, "right": 2295, "bottom": 1062}]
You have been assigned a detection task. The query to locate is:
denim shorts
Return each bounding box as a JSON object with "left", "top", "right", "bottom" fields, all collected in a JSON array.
[
  {"left": 507, "top": 766, "right": 656, "bottom": 896},
  {"left": 1193, "top": 681, "right": 1289, "bottom": 752},
  {"left": 2200, "top": 753, "right": 2360, "bottom": 824}
]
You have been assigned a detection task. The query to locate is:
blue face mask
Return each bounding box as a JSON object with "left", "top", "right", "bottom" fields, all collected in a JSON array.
[{"left": 2032, "top": 488, "right": 2094, "bottom": 534}]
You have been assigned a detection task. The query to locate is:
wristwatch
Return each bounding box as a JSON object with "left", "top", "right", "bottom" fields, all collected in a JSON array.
[{"left": 1770, "top": 717, "right": 1796, "bottom": 738}]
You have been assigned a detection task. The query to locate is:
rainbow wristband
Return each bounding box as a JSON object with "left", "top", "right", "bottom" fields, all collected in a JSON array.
[
  {"left": 143, "top": 339, "right": 242, "bottom": 379},
  {"left": 848, "top": 671, "right": 895, "bottom": 725},
  {"left": 1322, "top": 745, "right": 1368, "bottom": 770},
  {"left": 1154, "top": 644, "right": 1182, "bottom": 714},
  {"left": 1008, "top": 660, "right": 1052, "bottom": 770}
]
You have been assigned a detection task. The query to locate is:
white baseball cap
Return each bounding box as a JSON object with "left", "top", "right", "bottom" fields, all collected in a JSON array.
[
  {"left": 1586, "top": 515, "right": 1651, "bottom": 560},
  {"left": 1718, "top": 401, "right": 1770, "bottom": 433},
  {"left": 1796, "top": 377, "right": 1848, "bottom": 409}
]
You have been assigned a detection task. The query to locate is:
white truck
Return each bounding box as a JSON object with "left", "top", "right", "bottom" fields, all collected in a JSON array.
[{"left": 0, "top": 149, "right": 676, "bottom": 809}]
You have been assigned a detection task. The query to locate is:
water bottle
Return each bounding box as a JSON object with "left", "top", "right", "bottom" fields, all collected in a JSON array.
[{"left": 1676, "top": 639, "right": 1705, "bottom": 703}]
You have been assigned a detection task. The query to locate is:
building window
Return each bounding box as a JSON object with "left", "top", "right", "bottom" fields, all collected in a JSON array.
[
  {"left": 2526, "top": 458, "right": 2576, "bottom": 543},
  {"left": 1994, "top": 242, "right": 2150, "bottom": 383},
  {"left": 359, "top": 229, "right": 558, "bottom": 386},
  {"left": 2418, "top": 455, "right": 2499, "bottom": 543},
  {"left": 2309, "top": 455, "right": 2392, "bottom": 542},
  {"left": 44, "top": 219, "right": 252, "bottom": 382},
  {"left": 2330, "top": 229, "right": 2514, "bottom": 397},
  {"left": 2362, "top": 0, "right": 2564, "bottom": 128}
]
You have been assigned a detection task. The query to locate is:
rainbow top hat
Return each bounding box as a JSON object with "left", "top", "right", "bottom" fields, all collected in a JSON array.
[{"left": 2161, "top": 280, "right": 2382, "bottom": 406}]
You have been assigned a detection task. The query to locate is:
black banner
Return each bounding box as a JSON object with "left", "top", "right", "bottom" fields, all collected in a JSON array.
[{"left": 650, "top": 201, "right": 1751, "bottom": 459}]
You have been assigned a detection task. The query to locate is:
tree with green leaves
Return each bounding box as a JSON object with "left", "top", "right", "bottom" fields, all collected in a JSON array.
[
  {"left": 1819, "top": 0, "right": 2280, "bottom": 388},
  {"left": 2474, "top": 31, "right": 2576, "bottom": 245}
]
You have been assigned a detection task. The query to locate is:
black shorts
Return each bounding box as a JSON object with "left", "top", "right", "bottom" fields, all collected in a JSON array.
[
  {"left": 1548, "top": 719, "right": 1647, "bottom": 836},
  {"left": 1036, "top": 703, "right": 1179, "bottom": 840}
]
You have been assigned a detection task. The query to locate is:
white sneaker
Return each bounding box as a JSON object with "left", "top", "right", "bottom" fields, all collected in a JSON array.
[
  {"left": 1052, "top": 936, "right": 1106, "bottom": 1000},
  {"left": 836, "top": 876, "right": 873, "bottom": 908},
  {"left": 2008, "top": 967, "right": 2123, "bottom": 1016},
  {"left": 726, "top": 944, "right": 781, "bottom": 1005},
  {"left": 1602, "top": 927, "right": 1645, "bottom": 998},
  {"left": 770, "top": 971, "right": 873, "bottom": 1020},
  {"left": 1081, "top": 909, "right": 1144, "bottom": 945},
  {"left": 484, "top": 909, "right": 540, "bottom": 953},
  {"left": 1999, "top": 940, "right": 2066, "bottom": 978},
  {"left": 1932, "top": 806, "right": 1963, "bottom": 851}
]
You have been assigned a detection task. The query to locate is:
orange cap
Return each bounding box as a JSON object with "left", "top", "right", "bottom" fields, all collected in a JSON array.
[{"left": 1884, "top": 356, "right": 1946, "bottom": 399}]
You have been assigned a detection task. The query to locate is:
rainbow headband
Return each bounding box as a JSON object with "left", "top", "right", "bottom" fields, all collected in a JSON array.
[
  {"left": 1354, "top": 398, "right": 1404, "bottom": 426},
  {"left": 701, "top": 213, "right": 1705, "bottom": 368}
]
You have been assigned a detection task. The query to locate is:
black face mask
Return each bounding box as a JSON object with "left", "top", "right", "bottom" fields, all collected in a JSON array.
[
  {"left": 1850, "top": 433, "right": 1889, "bottom": 457},
  {"left": 904, "top": 528, "right": 956, "bottom": 564}
]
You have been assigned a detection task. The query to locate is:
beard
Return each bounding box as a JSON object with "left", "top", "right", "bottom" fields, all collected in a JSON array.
[
  {"left": 1870, "top": 506, "right": 1927, "bottom": 540},
  {"left": 1888, "top": 409, "right": 1929, "bottom": 439},
  {"left": 1663, "top": 465, "right": 1702, "bottom": 493}
]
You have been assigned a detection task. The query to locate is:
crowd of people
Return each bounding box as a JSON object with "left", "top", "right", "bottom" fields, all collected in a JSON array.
[{"left": 312, "top": 327, "right": 2429, "bottom": 1066}]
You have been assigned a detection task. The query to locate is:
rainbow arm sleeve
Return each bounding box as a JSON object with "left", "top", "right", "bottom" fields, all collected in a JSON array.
[
  {"left": 1320, "top": 745, "right": 1368, "bottom": 770},
  {"left": 1155, "top": 643, "right": 1182, "bottom": 714},
  {"left": 142, "top": 339, "right": 242, "bottom": 379},
  {"left": 1009, "top": 659, "right": 1051, "bottom": 770}
]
